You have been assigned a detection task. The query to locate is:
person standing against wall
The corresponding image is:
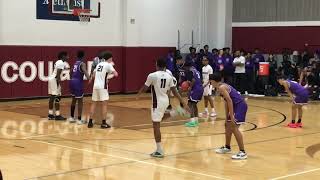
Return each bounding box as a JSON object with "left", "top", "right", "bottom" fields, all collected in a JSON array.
[
  {"left": 245, "top": 52, "right": 254, "bottom": 94},
  {"left": 233, "top": 50, "right": 246, "bottom": 94},
  {"left": 223, "top": 47, "right": 234, "bottom": 85}
]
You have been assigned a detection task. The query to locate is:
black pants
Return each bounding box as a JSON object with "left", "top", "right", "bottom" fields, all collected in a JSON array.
[
  {"left": 224, "top": 73, "right": 234, "bottom": 86},
  {"left": 234, "top": 73, "right": 246, "bottom": 94},
  {"left": 245, "top": 71, "right": 254, "bottom": 94}
]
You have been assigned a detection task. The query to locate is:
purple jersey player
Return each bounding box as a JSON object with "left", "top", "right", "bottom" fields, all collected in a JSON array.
[
  {"left": 277, "top": 76, "right": 309, "bottom": 128},
  {"left": 183, "top": 62, "right": 204, "bottom": 127},
  {"left": 210, "top": 73, "right": 248, "bottom": 160},
  {"left": 69, "top": 50, "right": 90, "bottom": 124}
]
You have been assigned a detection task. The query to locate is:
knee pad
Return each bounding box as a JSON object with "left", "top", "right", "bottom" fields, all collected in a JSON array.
[{"left": 54, "top": 96, "right": 61, "bottom": 103}]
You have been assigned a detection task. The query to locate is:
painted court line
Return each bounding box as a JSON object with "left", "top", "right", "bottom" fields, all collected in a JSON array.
[
  {"left": 270, "top": 167, "right": 320, "bottom": 180},
  {"left": 29, "top": 139, "right": 230, "bottom": 180},
  {"left": 22, "top": 130, "right": 92, "bottom": 139}
]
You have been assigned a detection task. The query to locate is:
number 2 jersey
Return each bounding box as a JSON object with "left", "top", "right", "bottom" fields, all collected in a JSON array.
[
  {"left": 93, "top": 62, "right": 115, "bottom": 90},
  {"left": 145, "top": 71, "right": 175, "bottom": 108}
]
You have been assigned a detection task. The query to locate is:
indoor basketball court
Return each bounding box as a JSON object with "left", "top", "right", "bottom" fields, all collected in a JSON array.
[{"left": 1, "top": 0, "right": 320, "bottom": 179}]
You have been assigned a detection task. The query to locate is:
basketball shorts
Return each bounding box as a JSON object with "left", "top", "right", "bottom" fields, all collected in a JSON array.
[
  {"left": 151, "top": 100, "right": 169, "bottom": 122},
  {"left": 92, "top": 89, "right": 109, "bottom": 102},
  {"left": 70, "top": 79, "right": 84, "bottom": 98},
  {"left": 293, "top": 93, "right": 309, "bottom": 105},
  {"left": 189, "top": 87, "right": 204, "bottom": 102},
  {"left": 203, "top": 84, "right": 212, "bottom": 96},
  {"left": 48, "top": 78, "right": 61, "bottom": 96},
  {"left": 227, "top": 102, "right": 248, "bottom": 125}
]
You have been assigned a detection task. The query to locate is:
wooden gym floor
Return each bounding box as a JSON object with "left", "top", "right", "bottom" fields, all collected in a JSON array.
[{"left": 0, "top": 95, "right": 319, "bottom": 180}]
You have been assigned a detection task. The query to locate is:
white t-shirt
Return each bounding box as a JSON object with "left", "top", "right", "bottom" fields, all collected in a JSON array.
[
  {"left": 51, "top": 60, "right": 67, "bottom": 79},
  {"left": 145, "top": 71, "right": 175, "bottom": 107},
  {"left": 233, "top": 56, "right": 246, "bottom": 74},
  {"left": 202, "top": 65, "right": 213, "bottom": 85},
  {"left": 93, "top": 62, "right": 116, "bottom": 89}
]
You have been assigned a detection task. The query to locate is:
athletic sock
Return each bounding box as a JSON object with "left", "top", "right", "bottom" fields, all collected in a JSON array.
[
  {"left": 190, "top": 118, "right": 195, "bottom": 122},
  {"left": 55, "top": 111, "right": 60, "bottom": 116},
  {"left": 205, "top": 108, "right": 208, "bottom": 112},
  {"left": 156, "top": 142, "right": 163, "bottom": 153},
  {"left": 225, "top": 145, "right": 231, "bottom": 149},
  {"left": 291, "top": 120, "right": 295, "bottom": 124},
  {"left": 70, "top": 105, "right": 75, "bottom": 118},
  {"left": 211, "top": 108, "right": 215, "bottom": 112},
  {"left": 297, "top": 119, "right": 302, "bottom": 123},
  {"left": 48, "top": 109, "right": 53, "bottom": 115}
]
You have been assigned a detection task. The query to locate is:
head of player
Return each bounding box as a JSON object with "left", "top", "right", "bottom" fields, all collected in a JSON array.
[
  {"left": 100, "top": 51, "right": 115, "bottom": 66},
  {"left": 176, "top": 55, "right": 184, "bottom": 66},
  {"left": 156, "top": 57, "right": 166, "bottom": 71},
  {"left": 77, "top": 50, "right": 85, "bottom": 61},
  {"left": 202, "top": 56, "right": 209, "bottom": 66},
  {"left": 58, "top": 51, "right": 68, "bottom": 62},
  {"left": 276, "top": 75, "right": 287, "bottom": 86},
  {"left": 209, "top": 73, "right": 223, "bottom": 89}
]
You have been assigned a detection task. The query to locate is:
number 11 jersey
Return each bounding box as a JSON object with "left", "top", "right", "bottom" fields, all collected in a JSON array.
[{"left": 145, "top": 71, "right": 175, "bottom": 108}]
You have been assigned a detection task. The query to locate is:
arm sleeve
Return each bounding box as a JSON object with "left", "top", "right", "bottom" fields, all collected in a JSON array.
[{"left": 145, "top": 74, "right": 153, "bottom": 87}]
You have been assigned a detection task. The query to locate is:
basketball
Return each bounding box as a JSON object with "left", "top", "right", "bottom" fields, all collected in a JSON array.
[{"left": 181, "top": 81, "right": 190, "bottom": 91}]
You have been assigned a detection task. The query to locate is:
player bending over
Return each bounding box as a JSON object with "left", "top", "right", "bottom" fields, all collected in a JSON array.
[
  {"left": 184, "top": 62, "right": 204, "bottom": 127},
  {"left": 201, "top": 56, "right": 217, "bottom": 117},
  {"left": 69, "top": 50, "right": 90, "bottom": 124},
  {"left": 137, "top": 58, "right": 189, "bottom": 158},
  {"left": 88, "top": 51, "right": 118, "bottom": 129},
  {"left": 277, "top": 75, "right": 309, "bottom": 128},
  {"left": 210, "top": 73, "right": 248, "bottom": 160},
  {"left": 48, "top": 51, "right": 69, "bottom": 120}
]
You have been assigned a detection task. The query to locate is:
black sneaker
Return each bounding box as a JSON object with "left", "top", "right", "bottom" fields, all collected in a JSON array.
[
  {"left": 101, "top": 123, "right": 111, "bottom": 129},
  {"left": 55, "top": 115, "right": 66, "bottom": 121},
  {"left": 150, "top": 151, "right": 164, "bottom": 158},
  {"left": 48, "top": 114, "right": 55, "bottom": 120},
  {"left": 87, "top": 120, "right": 94, "bottom": 128}
]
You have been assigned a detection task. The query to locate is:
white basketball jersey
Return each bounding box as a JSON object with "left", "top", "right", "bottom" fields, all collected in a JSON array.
[
  {"left": 93, "top": 62, "right": 115, "bottom": 90},
  {"left": 202, "top": 64, "right": 213, "bottom": 85},
  {"left": 145, "top": 71, "right": 175, "bottom": 108},
  {"left": 51, "top": 60, "right": 66, "bottom": 79}
]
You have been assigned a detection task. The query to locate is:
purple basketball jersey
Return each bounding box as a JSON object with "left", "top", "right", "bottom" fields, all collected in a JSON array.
[
  {"left": 287, "top": 80, "right": 309, "bottom": 104},
  {"left": 70, "top": 60, "right": 85, "bottom": 98},
  {"left": 190, "top": 67, "right": 203, "bottom": 90},
  {"left": 71, "top": 61, "right": 84, "bottom": 81}
]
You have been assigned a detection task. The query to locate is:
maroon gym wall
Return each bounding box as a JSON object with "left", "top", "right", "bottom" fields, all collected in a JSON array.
[
  {"left": 0, "top": 46, "right": 174, "bottom": 99},
  {"left": 232, "top": 26, "right": 320, "bottom": 53}
]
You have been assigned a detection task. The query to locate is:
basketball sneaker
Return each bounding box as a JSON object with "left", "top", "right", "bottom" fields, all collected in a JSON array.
[
  {"left": 174, "top": 106, "right": 190, "bottom": 118},
  {"left": 296, "top": 123, "right": 303, "bottom": 128},
  {"left": 150, "top": 151, "right": 164, "bottom": 158},
  {"left": 215, "top": 146, "right": 231, "bottom": 154},
  {"left": 200, "top": 111, "right": 208, "bottom": 118},
  {"left": 77, "top": 119, "right": 86, "bottom": 125},
  {"left": 48, "top": 114, "right": 55, "bottom": 120},
  {"left": 231, "top": 151, "right": 247, "bottom": 160},
  {"left": 55, "top": 115, "right": 66, "bottom": 121},
  {"left": 210, "top": 111, "right": 217, "bottom": 117},
  {"left": 68, "top": 117, "right": 76, "bottom": 123},
  {"left": 184, "top": 121, "right": 199, "bottom": 127},
  {"left": 101, "top": 122, "right": 111, "bottom": 129},
  {"left": 287, "top": 123, "right": 297, "bottom": 128},
  {"left": 87, "top": 119, "right": 94, "bottom": 128}
]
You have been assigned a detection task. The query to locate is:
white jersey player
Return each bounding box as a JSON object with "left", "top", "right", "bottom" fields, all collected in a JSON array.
[
  {"left": 88, "top": 51, "right": 118, "bottom": 129},
  {"left": 201, "top": 56, "right": 217, "bottom": 117},
  {"left": 137, "top": 58, "right": 189, "bottom": 158},
  {"left": 48, "top": 51, "right": 69, "bottom": 120}
]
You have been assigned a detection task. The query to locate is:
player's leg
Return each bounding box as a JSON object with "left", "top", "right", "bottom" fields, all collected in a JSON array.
[
  {"left": 88, "top": 101, "right": 97, "bottom": 128},
  {"left": 54, "top": 95, "right": 66, "bottom": 120},
  {"left": 185, "top": 101, "right": 199, "bottom": 127},
  {"left": 230, "top": 123, "right": 247, "bottom": 160},
  {"left": 296, "top": 105, "right": 303, "bottom": 127},
  {"left": 150, "top": 106, "right": 166, "bottom": 158},
  {"left": 48, "top": 95, "right": 55, "bottom": 120},
  {"left": 215, "top": 121, "right": 232, "bottom": 154},
  {"left": 69, "top": 96, "right": 77, "bottom": 123},
  {"left": 202, "top": 96, "right": 209, "bottom": 117},
  {"left": 101, "top": 100, "right": 111, "bottom": 129},
  {"left": 288, "top": 104, "right": 297, "bottom": 128}
]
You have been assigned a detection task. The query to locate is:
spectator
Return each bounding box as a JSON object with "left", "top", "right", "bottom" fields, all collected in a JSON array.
[
  {"left": 223, "top": 47, "right": 234, "bottom": 85},
  {"left": 186, "top": 47, "right": 198, "bottom": 68},
  {"left": 203, "top": 45, "right": 214, "bottom": 68},
  {"left": 212, "top": 48, "right": 218, "bottom": 57},
  {"left": 268, "top": 54, "right": 278, "bottom": 87},
  {"left": 166, "top": 50, "right": 175, "bottom": 73},
  {"left": 215, "top": 49, "right": 225, "bottom": 74},
  {"left": 245, "top": 52, "right": 254, "bottom": 93},
  {"left": 233, "top": 50, "right": 246, "bottom": 94},
  {"left": 301, "top": 50, "right": 310, "bottom": 68}
]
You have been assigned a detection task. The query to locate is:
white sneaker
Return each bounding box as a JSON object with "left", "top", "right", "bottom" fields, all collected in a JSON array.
[
  {"left": 210, "top": 112, "right": 217, "bottom": 117},
  {"left": 76, "top": 119, "right": 86, "bottom": 125},
  {"left": 68, "top": 117, "right": 76, "bottom": 123},
  {"left": 215, "top": 146, "right": 231, "bottom": 154},
  {"left": 200, "top": 111, "right": 208, "bottom": 118},
  {"left": 231, "top": 151, "right": 247, "bottom": 160}
]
